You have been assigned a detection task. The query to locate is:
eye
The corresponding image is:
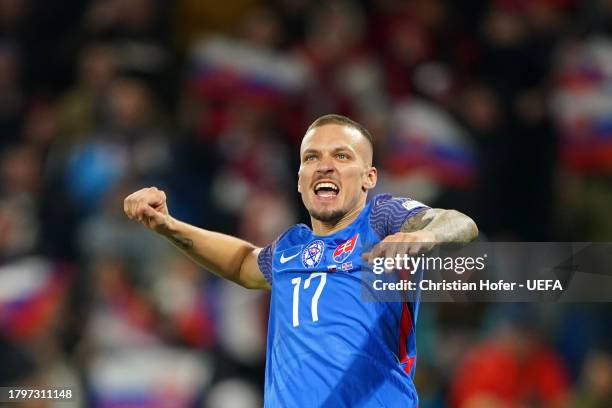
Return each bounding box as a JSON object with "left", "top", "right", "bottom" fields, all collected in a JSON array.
[
  {"left": 336, "top": 152, "right": 348, "bottom": 160},
  {"left": 304, "top": 155, "right": 317, "bottom": 162}
]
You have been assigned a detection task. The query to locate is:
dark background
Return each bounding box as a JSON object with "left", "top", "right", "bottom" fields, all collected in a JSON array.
[{"left": 0, "top": 0, "right": 610, "bottom": 407}]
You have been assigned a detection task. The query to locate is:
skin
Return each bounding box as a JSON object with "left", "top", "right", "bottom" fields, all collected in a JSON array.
[
  {"left": 364, "top": 208, "right": 479, "bottom": 265},
  {"left": 124, "top": 187, "right": 268, "bottom": 289},
  {"left": 300, "top": 123, "right": 478, "bottom": 261},
  {"left": 298, "top": 123, "right": 377, "bottom": 235},
  {"left": 123, "top": 122, "right": 478, "bottom": 289}
]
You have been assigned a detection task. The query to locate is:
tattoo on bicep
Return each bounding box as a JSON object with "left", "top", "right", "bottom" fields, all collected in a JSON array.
[
  {"left": 401, "top": 209, "right": 478, "bottom": 243},
  {"left": 400, "top": 209, "right": 438, "bottom": 232},
  {"left": 171, "top": 236, "right": 194, "bottom": 250}
]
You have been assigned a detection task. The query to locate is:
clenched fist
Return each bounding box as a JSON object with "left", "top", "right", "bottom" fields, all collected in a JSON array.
[{"left": 124, "top": 187, "right": 172, "bottom": 233}]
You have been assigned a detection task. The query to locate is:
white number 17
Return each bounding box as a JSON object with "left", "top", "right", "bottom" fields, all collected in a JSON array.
[{"left": 291, "top": 273, "right": 327, "bottom": 327}]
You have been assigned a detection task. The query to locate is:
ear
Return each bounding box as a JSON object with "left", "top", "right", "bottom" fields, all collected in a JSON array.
[
  {"left": 297, "top": 171, "right": 302, "bottom": 193},
  {"left": 363, "top": 166, "right": 377, "bottom": 191}
]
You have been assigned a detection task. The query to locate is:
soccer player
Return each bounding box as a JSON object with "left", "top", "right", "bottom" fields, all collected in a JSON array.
[{"left": 124, "top": 114, "right": 478, "bottom": 407}]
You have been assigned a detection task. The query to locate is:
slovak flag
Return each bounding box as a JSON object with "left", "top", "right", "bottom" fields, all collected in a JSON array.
[{"left": 333, "top": 234, "right": 359, "bottom": 263}]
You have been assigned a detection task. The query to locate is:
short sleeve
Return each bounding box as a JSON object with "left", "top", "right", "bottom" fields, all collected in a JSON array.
[
  {"left": 370, "top": 194, "right": 430, "bottom": 238},
  {"left": 257, "top": 230, "right": 289, "bottom": 285},
  {"left": 257, "top": 244, "right": 274, "bottom": 285}
]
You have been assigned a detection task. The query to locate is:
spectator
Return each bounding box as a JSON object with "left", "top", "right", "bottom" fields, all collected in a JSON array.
[{"left": 450, "top": 309, "right": 571, "bottom": 408}]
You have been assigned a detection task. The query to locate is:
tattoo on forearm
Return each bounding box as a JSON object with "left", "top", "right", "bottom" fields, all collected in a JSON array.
[
  {"left": 401, "top": 209, "right": 478, "bottom": 243},
  {"left": 171, "top": 236, "right": 194, "bottom": 250}
]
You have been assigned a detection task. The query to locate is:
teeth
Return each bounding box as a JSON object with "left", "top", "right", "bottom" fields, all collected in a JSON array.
[{"left": 315, "top": 182, "right": 339, "bottom": 192}]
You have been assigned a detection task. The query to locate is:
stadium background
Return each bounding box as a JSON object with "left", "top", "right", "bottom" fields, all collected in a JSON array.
[{"left": 0, "top": 0, "right": 611, "bottom": 406}]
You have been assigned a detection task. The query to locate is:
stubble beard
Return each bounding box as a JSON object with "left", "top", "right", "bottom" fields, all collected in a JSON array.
[{"left": 308, "top": 207, "right": 346, "bottom": 224}]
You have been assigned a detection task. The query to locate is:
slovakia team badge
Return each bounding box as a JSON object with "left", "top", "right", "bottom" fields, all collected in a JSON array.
[
  {"left": 302, "top": 240, "right": 325, "bottom": 268},
  {"left": 333, "top": 234, "right": 359, "bottom": 263}
]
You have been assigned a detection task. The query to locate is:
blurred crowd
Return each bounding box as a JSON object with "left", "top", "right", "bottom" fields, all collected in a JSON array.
[{"left": 0, "top": 0, "right": 611, "bottom": 407}]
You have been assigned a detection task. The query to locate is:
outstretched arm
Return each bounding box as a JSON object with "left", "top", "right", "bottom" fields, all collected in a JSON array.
[{"left": 124, "top": 187, "right": 270, "bottom": 290}]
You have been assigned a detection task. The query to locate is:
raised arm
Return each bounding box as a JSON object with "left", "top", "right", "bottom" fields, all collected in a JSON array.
[{"left": 123, "top": 187, "right": 270, "bottom": 290}]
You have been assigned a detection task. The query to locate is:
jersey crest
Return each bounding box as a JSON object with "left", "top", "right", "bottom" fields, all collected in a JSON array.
[
  {"left": 302, "top": 240, "right": 325, "bottom": 268},
  {"left": 332, "top": 234, "right": 359, "bottom": 263},
  {"left": 258, "top": 194, "right": 429, "bottom": 407}
]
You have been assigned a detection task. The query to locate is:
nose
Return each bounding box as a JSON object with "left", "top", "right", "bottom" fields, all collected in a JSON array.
[{"left": 315, "top": 154, "right": 336, "bottom": 175}]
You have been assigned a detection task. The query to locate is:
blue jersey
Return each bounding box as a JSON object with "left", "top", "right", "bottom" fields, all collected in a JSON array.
[{"left": 258, "top": 194, "right": 429, "bottom": 407}]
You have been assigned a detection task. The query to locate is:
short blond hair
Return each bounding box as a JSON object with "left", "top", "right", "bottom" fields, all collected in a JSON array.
[{"left": 306, "top": 114, "right": 374, "bottom": 152}]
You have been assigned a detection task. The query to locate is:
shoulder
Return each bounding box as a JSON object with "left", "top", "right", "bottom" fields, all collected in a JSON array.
[
  {"left": 369, "top": 193, "right": 430, "bottom": 237},
  {"left": 265, "top": 223, "right": 311, "bottom": 253},
  {"left": 370, "top": 193, "right": 430, "bottom": 216},
  {"left": 257, "top": 223, "right": 308, "bottom": 285},
  {"left": 276, "top": 224, "right": 312, "bottom": 247}
]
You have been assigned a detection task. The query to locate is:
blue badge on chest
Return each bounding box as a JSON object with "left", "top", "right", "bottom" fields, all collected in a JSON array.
[{"left": 301, "top": 240, "right": 325, "bottom": 268}]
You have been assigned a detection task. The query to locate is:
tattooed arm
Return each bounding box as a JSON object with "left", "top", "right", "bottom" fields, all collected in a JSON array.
[
  {"left": 162, "top": 219, "right": 268, "bottom": 289},
  {"left": 366, "top": 208, "right": 478, "bottom": 262},
  {"left": 400, "top": 208, "right": 478, "bottom": 244},
  {"left": 124, "top": 187, "right": 269, "bottom": 290}
]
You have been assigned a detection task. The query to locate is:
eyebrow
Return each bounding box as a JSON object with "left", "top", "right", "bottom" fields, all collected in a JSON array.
[{"left": 302, "top": 146, "right": 354, "bottom": 156}]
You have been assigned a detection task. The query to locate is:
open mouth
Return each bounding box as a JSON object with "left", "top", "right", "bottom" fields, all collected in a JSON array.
[{"left": 314, "top": 181, "right": 340, "bottom": 198}]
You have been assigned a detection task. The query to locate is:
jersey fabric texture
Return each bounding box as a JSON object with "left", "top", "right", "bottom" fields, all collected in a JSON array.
[{"left": 258, "top": 194, "right": 429, "bottom": 407}]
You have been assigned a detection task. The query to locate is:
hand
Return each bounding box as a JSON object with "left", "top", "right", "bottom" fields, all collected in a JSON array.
[
  {"left": 363, "top": 230, "right": 437, "bottom": 267},
  {"left": 123, "top": 187, "right": 173, "bottom": 234}
]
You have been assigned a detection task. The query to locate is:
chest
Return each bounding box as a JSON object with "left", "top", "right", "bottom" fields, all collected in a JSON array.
[{"left": 270, "top": 228, "right": 384, "bottom": 329}]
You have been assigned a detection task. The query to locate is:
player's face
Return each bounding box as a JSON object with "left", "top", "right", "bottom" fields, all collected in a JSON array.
[{"left": 298, "top": 124, "right": 377, "bottom": 224}]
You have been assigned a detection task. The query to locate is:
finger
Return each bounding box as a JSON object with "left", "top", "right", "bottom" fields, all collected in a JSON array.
[
  {"left": 144, "top": 205, "right": 164, "bottom": 226},
  {"left": 400, "top": 243, "right": 416, "bottom": 274},
  {"left": 155, "top": 190, "right": 166, "bottom": 207},
  {"left": 123, "top": 196, "right": 130, "bottom": 217},
  {"left": 383, "top": 241, "right": 401, "bottom": 273},
  {"left": 379, "top": 234, "right": 400, "bottom": 264},
  {"left": 143, "top": 205, "right": 160, "bottom": 222},
  {"left": 130, "top": 197, "right": 141, "bottom": 220},
  {"left": 124, "top": 195, "right": 133, "bottom": 218},
  {"left": 129, "top": 199, "right": 138, "bottom": 220},
  {"left": 132, "top": 201, "right": 142, "bottom": 223},
  {"left": 138, "top": 201, "right": 150, "bottom": 224},
  {"left": 147, "top": 188, "right": 164, "bottom": 206},
  {"left": 144, "top": 208, "right": 157, "bottom": 229},
  {"left": 394, "top": 241, "right": 409, "bottom": 258},
  {"left": 406, "top": 242, "right": 421, "bottom": 256},
  {"left": 370, "top": 242, "right": 385, "bottom": 264},
  {"left": 140, "top": 204, "right": 153, "bottom": 227}
]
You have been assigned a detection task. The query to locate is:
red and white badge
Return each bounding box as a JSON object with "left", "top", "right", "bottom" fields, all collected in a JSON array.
[{"left": 332, "top": 234, "right": 359, "bottom": 263}]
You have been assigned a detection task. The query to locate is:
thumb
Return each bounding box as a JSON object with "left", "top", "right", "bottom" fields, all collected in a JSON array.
[{"left": 143, "top": 205, "right": 166, "bottom": 227}]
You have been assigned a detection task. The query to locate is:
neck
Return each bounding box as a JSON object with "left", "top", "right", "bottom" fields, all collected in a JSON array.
[{"left": 311, "top": 197, "right": 367, "bottom": 235}]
